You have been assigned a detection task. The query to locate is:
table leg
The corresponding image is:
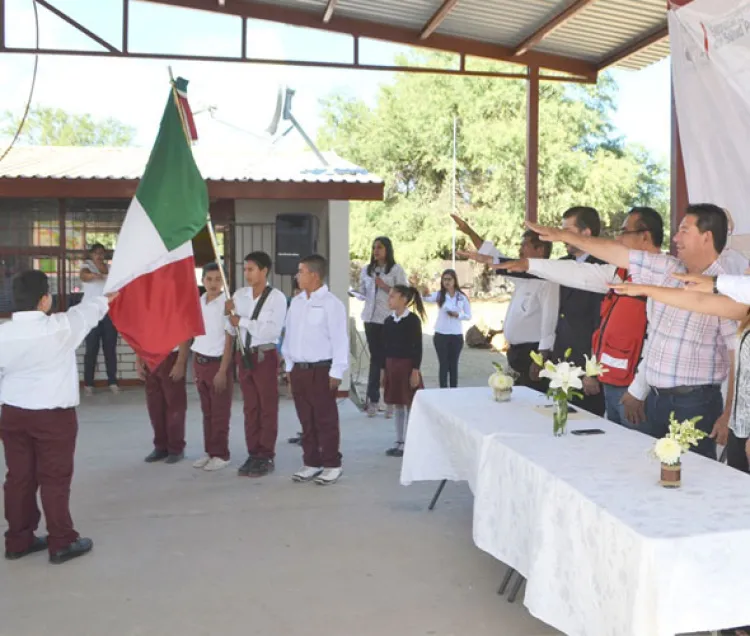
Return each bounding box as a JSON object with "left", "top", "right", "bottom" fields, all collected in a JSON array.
[
  {"left": 507, "top": 574, "right": 525, "bottom": 603},
  {"left": 497, "top": 567, "right": 515, "bottom": 595},
  {"left": 428, "top": 480, "right": 447, "bottom": 511}
]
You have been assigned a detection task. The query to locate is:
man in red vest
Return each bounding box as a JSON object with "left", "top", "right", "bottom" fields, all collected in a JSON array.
[{"left": 497, "top": 207, "right": 664, "bottom": 427}]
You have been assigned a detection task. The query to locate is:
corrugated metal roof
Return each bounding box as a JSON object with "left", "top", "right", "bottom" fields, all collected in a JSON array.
[{"left": 0, "top": 146, "right": 383, "bottom": 185}]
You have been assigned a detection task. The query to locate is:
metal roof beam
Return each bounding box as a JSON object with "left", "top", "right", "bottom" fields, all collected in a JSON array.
[
  {"left": 596, "top": 23, "right": 668, "bottom": 70},
  {"left": 35, "top": 0, "right": 119, "bottom": 52},
  {"left": 420, "top": 0, "right": 459, "bottom": 40},
  {"left": 513, "top": 0, "right": 596, "bottom": 57},
  {"left": 141, "top": 0, "right": 597, "bottom": 79},
  {"left": 322, "top": 0, "right": 337, "bottom": 24}
]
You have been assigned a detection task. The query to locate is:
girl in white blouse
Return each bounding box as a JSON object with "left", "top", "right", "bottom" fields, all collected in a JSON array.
[
  {"left": 358, "top": 236, "right": 408, "bottom": 416},
  {"left": 424, "top": 269, "right": 472, "bottom": 388}
]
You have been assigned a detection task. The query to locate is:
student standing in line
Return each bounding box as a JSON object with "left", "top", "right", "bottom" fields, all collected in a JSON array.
[
  {"left": 138, "top": 341, "right": 190, "bottom": 465},
  {"left": 225, "top": 251, "right": 287, "bottom": 478},
  {"left": 0, "top": 270, "right": 115, "bottom": 564},
  {"left": 358, "top": 236, "right": 407, "bottom": 416},
  {"left": 381, "top": 285, "right": 425, "bottom": 457},
  {"left": 80, "top": 243, "right": 119, "bottom": 395},
  {"left": 283, "top": 255, "right": 349, "bottom": 486},
  {"left": 191, "top": 263, "right": 234, "bottom": 472},
  {"left": 423, "top": 269, "right": 471, "bottom": 388}
]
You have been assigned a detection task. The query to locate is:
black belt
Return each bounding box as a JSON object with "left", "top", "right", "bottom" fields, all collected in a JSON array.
[
  {"left": 651, "top": 384, "right": 719, "bottom": 396},
  {"left": 195, "top": 354, "right": 222, "bottom": 364},
  {"left": 294, "top": 360, "right": 332, "bottom": 370}
]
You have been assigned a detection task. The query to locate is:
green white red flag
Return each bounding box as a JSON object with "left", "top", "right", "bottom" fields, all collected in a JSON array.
[{"left": 105, "top": 77, "right": 207, "bottom": 370}]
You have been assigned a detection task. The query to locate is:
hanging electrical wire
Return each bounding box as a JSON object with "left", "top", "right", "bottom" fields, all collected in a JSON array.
[{"left": 0, "top": 0, "right": 40, "bottom": 164}]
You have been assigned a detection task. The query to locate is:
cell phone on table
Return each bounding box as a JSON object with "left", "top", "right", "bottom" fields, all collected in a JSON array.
[{"left": 570, "top": 428, "right": 605, "bottom": 436}]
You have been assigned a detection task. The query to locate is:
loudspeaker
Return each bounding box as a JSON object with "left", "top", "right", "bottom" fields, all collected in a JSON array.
[{"left": 275, "top": 214, "right": 319, "bottom": 275}]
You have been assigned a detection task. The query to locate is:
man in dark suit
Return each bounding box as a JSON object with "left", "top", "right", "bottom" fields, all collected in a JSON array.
[{"left": 545, "top": 206, "right": 606, "bottom": 416}]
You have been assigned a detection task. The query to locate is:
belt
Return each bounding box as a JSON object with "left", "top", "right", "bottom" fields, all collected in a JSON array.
[
  {"left": 651, "top": 384, "right": 719, "bottom": 396},
  {"left": 294, "top": 360, "right": 332, "bottom": 370},
  {"left": 195, "top": 354, "right": 222, "bottom": 364},
  {"left": 250, "top": 343, "right": 277, "bottom": 353}
]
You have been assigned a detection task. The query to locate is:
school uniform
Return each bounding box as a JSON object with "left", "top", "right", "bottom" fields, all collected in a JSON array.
[
  {"left": 282, "top": 285, "right": 349, "bottom": 474},
  {"left": 227, "top": 285, "right": 287, "bottom": 464},
  {"left": 0, "top": 297, "right": 108, "bottom": 558},
  {"left": 192, "top": 292, "right": 233, "bottom": 461},
  {"left": 383, "top": 310, "right": 423, "bottom": 407},
  {"left": 145, "top": 346, "right": 188, "bottom": 458},
  {"left": 81, "top": 261, "right": 119, "bottom": 388}
]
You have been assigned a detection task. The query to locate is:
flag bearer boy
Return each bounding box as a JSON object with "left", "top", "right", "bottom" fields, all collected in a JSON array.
[
  {"left": 0, "top": 270, "right": 115, "bottom": 564},
  {"left": 191, "top": 263, "right": 234, "bottom": 472}
]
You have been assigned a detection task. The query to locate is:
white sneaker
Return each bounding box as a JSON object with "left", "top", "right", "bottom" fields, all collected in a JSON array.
[
  {"left": 83, "top": 386, "right": 94, "bottom": 397},
  {"left": 192, "top": 455, "right": 211, "bottom": 469},
  {"left": 109, "top": 384, "right": 120, "bottom": 394},
  {"left": 203, "top": 457, "right": 230, "bottom": 472},
  {"left": 314, "top": 467, "right": 343, "bottom": 486},
  {"left": 292, "top": 466, "right": 323, "bottom": 482}
]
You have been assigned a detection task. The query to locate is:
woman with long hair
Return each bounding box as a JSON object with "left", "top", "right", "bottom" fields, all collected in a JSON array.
[
  {"left": 424, "top": 269, "right": 472, "bottom": 388},
  {"left": 381, "top": 285, "right": 426, "bottom": 457},
  {"left": 358, "top": 236, "right": 407, "bottom": 417},
  {"left": 80, "top": 243, "right": 119, "bottom": 395}
]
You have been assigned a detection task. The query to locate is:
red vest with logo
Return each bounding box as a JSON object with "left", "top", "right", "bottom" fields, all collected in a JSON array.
[{"left": 591, "top": 268, "right": 648, "bottom": 387}]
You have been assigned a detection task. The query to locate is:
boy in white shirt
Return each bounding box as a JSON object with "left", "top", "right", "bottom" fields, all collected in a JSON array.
[{"left": 0, "top": 270, "right": 114, "bottom": 564}]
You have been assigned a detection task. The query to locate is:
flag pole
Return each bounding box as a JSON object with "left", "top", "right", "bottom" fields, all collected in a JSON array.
[{"left": 168, "top": 67, "right": 245, "bottom": 356}]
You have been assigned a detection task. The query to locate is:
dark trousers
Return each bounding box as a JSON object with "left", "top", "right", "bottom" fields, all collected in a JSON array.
[
  {"left": 364, "top": 322, "right": 385, "bottom": 403},
  {"left": 571, "top": 386, "right": 606, "bottom": 417},
  {"left": 194, "top": 358, "right": 233, "bottom": 460},
  {"left": 433, "top": 333, "right": 463, "bottom": 388},
  {"left": 0, "top": 405, "right": 79, "bottom": 555},
  {"left": 726, "top": 430, "right": 749, "bottom": 474},
  {"left": 645, "top": 385, "right": 722, "bottom": 460},
  {"left": 290, "top": 365, "right": 341, "bottom": 468},
  {"left": 602, "top": 384, "right": 631, "bottom": 428},
  {"left": 83, "top": 315, "right": 118, "bottom": 386},
  {"left": 145, "top": 352, "right": 187, "bottom": 455},
  {"left": 237, "top": 350, "right": 279, "bottom": 460},
  {"left": 507, "top": 342, "right": 548, "bottom": 393}
]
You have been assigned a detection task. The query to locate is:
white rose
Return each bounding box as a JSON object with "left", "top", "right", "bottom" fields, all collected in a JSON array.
[
  {"left": 654, "top": 437, "right": 682, "bottom": 465},
  {"left": 489, "top": 372, "right": 513, "bottom": 391}
]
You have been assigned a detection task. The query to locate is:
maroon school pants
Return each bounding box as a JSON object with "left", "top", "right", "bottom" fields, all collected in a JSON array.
[
  {"left": 236, "top": 349, "right": 279, "bottom": 459},
  {"left": 290, "top": 365, "right": 342, "bottom": 468},
  {"left": 193, "top": 357, "right": 233, "bottom": 460},
  {"left": 0, "top": 405, "right": 79, "bottom": 555},
  {"left": 145, "top": 352, "right": 187, "bottom": 455}
]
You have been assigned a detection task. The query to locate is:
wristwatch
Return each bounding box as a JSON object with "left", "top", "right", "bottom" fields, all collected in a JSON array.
[{"left": 712, "top": 276, "right": 719, "bottom": 294}]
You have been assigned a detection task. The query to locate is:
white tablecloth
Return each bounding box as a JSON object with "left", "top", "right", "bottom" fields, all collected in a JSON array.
[{"left": 401, "top": 386, "right": 750, "bottom": 636}]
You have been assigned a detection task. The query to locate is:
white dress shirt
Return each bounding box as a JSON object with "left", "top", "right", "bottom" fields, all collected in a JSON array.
[
  {"left": 479, "top": 241, "right": 558, "bottom": 351},
  {"left": 225, "top": 286, "right": 287, "bottom": 347},
  {"left": 0, "top": 298, "right": 109, "bottom": 410},
  {"left": 359, "top": 263, "right": 408, "bottom": 324},
  {"left": 282, "top": 285, "right": 349, "bottom": 380},
  {"left": 719, "top": 248, "right": 749, "bottom": 275},
  {"left": 717, "top": 275, "right": 750, "bottom": 304},
  {"left": 423, "top": 291, "right": 471, "bottom": 335},
  {"left": 192, "top": 292, "right": 227, "bottom": 357},
  {"left": 81, "top": 260, "right": 107, "bottom": 303},
  {"left": 527, "top": 257, "right": 653, "bottom": 400}
]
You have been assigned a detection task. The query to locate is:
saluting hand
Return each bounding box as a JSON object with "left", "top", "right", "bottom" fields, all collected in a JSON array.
[
  {"left": 609, "top": 283, "right": 650, "bottom": 297},
  {"left": 525, "top": 221, "right": 563, "bottom": 243},
  {"left": 494, "top": 258, "right": 529, "bottom": 273},
  {"left": 456, "top": 250, "right": 492, "bottom": 265},
  {"left": 671, "top": 273, "right": 714, "bottom": 293},
  {"left": 450, "top": 214, "right": 470, "bottom": 234}
]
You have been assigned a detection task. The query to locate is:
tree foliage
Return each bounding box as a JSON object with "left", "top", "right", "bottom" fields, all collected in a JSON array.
[
  {"left": 1, "top": 106, "right": 135, "bottom": 147},
  {"left": 318, "top": 54, "right": 669, "bottom": 284}
]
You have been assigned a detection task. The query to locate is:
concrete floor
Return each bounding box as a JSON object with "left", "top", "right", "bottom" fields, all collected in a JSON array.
[{"left": 0, "top": 340, "right": 562, "bottom": 636}]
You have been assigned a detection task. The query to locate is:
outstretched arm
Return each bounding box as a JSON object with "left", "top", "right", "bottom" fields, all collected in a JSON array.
[
  {"left": 527, "top": 221, "right": 630, "bottom": 269},
  {"left": 451, "top": 214, "right": 485, "bottom": 250},
  {"left": 610, "top": 283, "right": 749, "bottom": 321}
]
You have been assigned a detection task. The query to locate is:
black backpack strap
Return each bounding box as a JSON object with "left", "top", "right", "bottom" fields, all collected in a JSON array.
[{"left": 242, "top": 286, "right": 274, "bottom": 369}]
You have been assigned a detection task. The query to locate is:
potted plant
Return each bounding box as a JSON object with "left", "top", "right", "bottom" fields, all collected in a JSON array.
[{"left": 653, "top": 412, "right": 706, "bottom": 488}]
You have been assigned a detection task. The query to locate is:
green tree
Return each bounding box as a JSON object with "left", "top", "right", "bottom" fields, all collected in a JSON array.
[
  {"left": 1, "top": 106, "right": 135, "bottom": 146},
  {"left": 318, "top": 53, "right": 669, "bottom": 283}
]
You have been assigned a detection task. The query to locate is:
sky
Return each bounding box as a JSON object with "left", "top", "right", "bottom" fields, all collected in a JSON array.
[{"left": 0, "top": 0, "right": 672, "bottom": 162}]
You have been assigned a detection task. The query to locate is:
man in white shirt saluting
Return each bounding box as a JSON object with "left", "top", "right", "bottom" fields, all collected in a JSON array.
[
  {"left": 0, "top": 270, "right": 116, "bottom": 564},
  {"left": 225, "top": 251, "right": 287, "bottom": 479},
  {"left": 283, "top": 255, "right": 349, "bottom": 486}
]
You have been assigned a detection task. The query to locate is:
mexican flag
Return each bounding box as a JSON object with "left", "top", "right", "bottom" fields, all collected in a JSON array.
[{"left": 105, "top": 78, "right": 207, "bottom": 370}]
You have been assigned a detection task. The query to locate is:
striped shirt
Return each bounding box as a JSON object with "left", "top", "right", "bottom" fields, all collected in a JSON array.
[{"left": 629, "top": 251, "right": 737, "bottom": 389}]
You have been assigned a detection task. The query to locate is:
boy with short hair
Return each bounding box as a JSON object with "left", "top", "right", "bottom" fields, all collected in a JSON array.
[{"left": 0, "top": 270, "right": 114, "bottom": 564}]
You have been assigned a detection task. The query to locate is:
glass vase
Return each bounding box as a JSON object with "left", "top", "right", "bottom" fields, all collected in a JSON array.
[
  {"left": 660, "top": 461, "right": 681, "bottom": 488},
  {"left": 553, "top": 394, "right": 569, "bottom": 437}
]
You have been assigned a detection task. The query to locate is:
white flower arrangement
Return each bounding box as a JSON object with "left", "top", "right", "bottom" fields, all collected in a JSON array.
[
  {"left": 489, "top": 356, "right": 517, "bottom": 401},
  {"left": 529, "top": 349, "right": 607, "bottom": 400},
  {"left": 653, "top": 412, "right": 706, "bottom": 465}
]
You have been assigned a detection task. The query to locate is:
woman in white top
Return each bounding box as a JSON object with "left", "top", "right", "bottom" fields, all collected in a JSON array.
[
  {"left": 424, "top": 269, "right": 472, "bottom": 388},
  {"left": 358, "top": 236, "right": 408, "bottom": 416},
  {"left": 80, "top": 243, "right": 119, "bottom": 394}
]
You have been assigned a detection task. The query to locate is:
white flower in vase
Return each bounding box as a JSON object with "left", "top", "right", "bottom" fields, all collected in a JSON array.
[
  {"left": 584, "top": 354, "right": 609, "bottom": 379},
  {"left": 653, "top": 437, "right": 683, "bottom": 466},
  {"left": 489, "top": 360, "right": 516, "bottom": 402},
  {"left": 539, "top": 360, "right": 585, "bottom": 393}
]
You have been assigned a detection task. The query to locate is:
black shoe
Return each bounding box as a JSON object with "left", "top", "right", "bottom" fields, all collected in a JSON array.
[
  {"left": 49, "top": 537, "right": 93, "bottom": 564},
  {"left": 165, "top": 452, "right": 184, "bottom": 464},
  {"left": 248, "top": 458, "right": 275, "bottom": 478},
  {"left": 5, "top": 535, "right": 48, "bottom": 560},
  {"left": 237, "top": 457, "right": 256, "bottom": 477},
  {"left": 385, "top": 444, "right": 404, "bottom": 458},
  {"left": 287, "top": 433, "right": 302, "bottom": 444},
  {"left": 144, "top": 449, "right": 169, "bottom": 463}
]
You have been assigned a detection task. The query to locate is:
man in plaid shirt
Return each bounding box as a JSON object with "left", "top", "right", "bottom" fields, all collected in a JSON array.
[{"left": 527, "top": 204, "right": 737, "bottom": 460}]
